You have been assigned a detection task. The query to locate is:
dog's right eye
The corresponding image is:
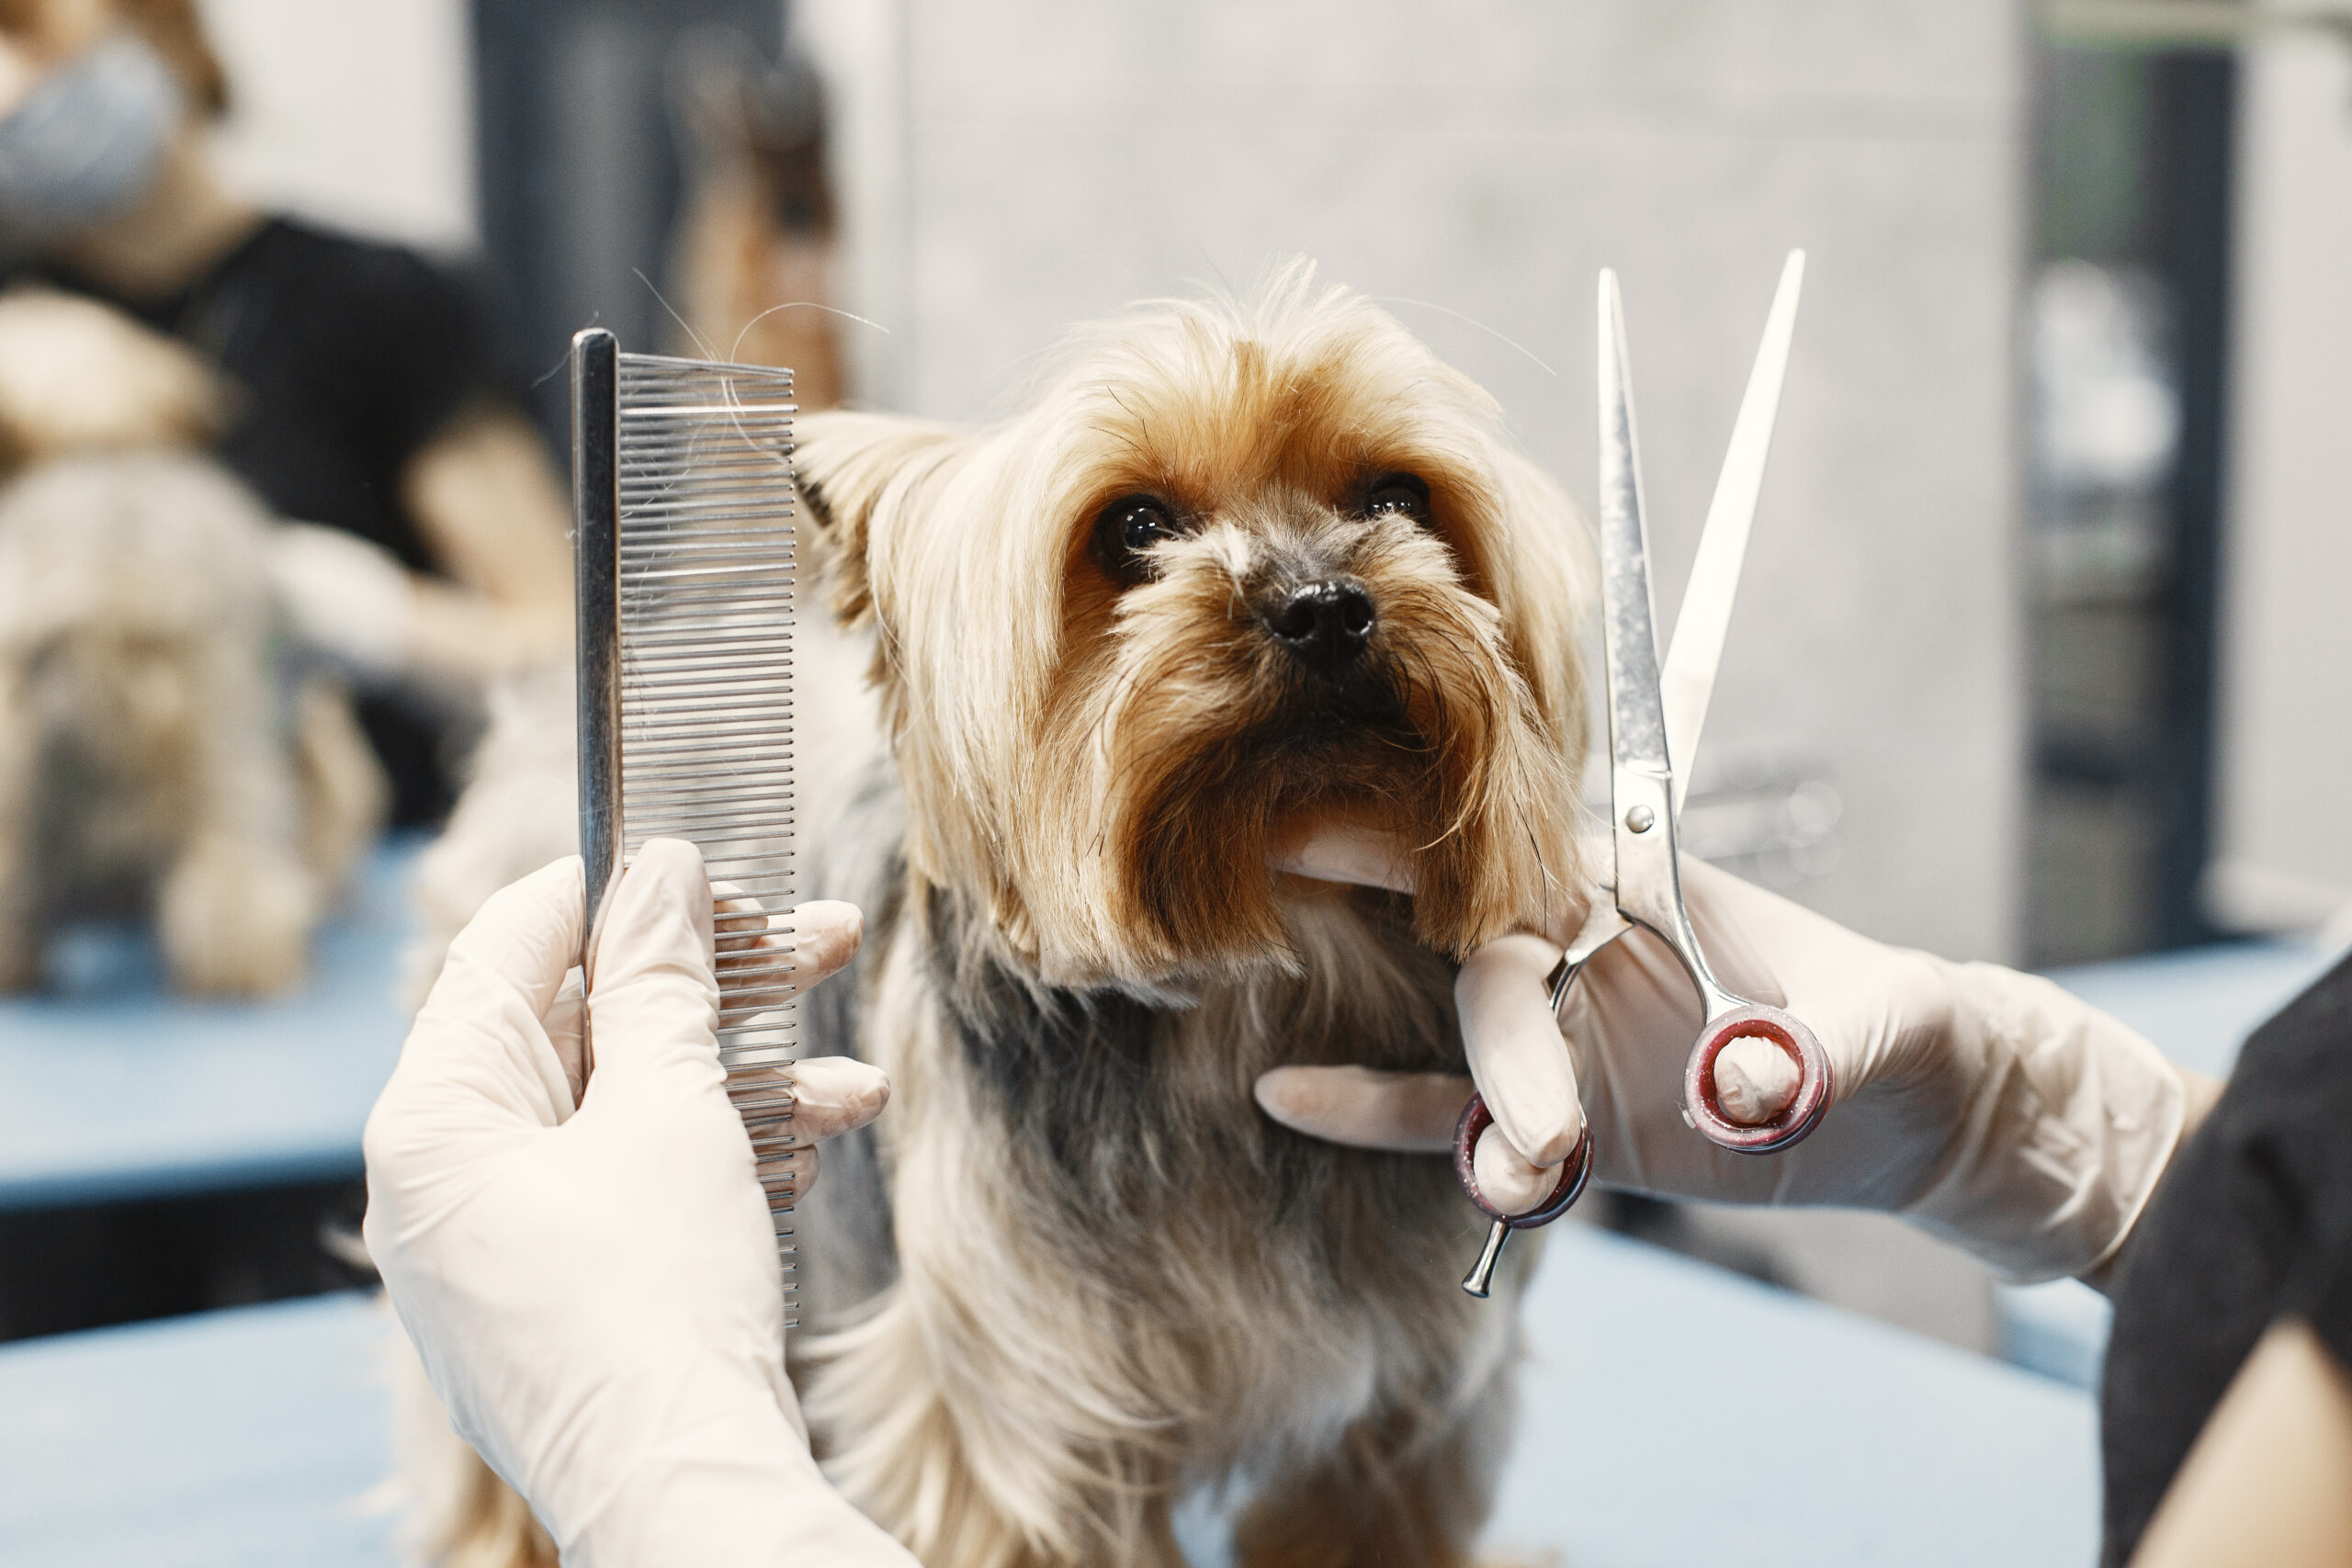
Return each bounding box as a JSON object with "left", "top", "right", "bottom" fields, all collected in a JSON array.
[
  {"left": 1364, "top": 473, "right": 1431, "bottom": 524},
  {"left": 1094, "top": 496, "right": 1179, "bottom": 583}
]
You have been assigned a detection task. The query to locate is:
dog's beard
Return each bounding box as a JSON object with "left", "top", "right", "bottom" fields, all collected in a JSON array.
[{"left": 1033, "top": 514, "right": 1579, "bottom": 978}]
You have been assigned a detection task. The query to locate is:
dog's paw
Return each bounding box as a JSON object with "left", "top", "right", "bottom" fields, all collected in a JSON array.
[{"left": 159, "top": 842, "right": 317, "bottom": 998}]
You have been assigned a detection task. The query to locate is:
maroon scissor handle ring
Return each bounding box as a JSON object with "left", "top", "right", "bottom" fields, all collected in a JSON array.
[
  {"left": 1453, "top": 1093, "right": 1592, "bottom": 1227},
  {"left": 1680, "top": 1003, "right": 1834, "bottom": 1154},
  {"left": 1453, "top": 1094, "right": 1590, "bottom": 1297}
]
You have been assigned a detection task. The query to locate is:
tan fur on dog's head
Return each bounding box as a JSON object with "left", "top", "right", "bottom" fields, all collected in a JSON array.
[{"left": 796, "top": 262, "right": 1588, "bottom": 986}]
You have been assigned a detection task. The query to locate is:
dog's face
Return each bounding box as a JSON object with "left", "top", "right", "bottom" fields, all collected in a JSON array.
[{"left": 797, "top": 268, "right": 1589, "bottom": 985}]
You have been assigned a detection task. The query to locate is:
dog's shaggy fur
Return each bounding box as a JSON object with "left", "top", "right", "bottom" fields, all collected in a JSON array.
[
  {"left": 408, "top": 264, "right": 1592, "bottom": 1567},
  {"left": 0, "top": 451, "right": 385, "bottom": 995}
]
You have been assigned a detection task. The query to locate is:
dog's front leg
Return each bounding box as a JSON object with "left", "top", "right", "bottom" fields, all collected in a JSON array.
[
  {"left": 1227, "top": 1359, "right": 1518, "bottom": 1568},
  {"left": 160, "top": 829, "right": 316, "bottom": 997},
  {"left": 288, "top": 677, "right": 386, "bottom": 900},
  {"left": 158, "top": 654, "right": 318, "bottom": 997},
  {"left": 0, "top": 682, "right": 41, "bottom": 991}
]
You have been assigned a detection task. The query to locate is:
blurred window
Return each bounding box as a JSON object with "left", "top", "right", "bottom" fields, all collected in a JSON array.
[{"left": 2027, "top": 42, "right": 2236, "bottom": 964}]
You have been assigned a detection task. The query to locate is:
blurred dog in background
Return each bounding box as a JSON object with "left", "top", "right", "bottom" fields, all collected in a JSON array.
[{"left": 0, "top": 289, "right": 383, "bottom": 997}]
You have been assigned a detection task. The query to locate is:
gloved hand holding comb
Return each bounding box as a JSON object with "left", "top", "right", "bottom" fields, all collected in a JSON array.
[{"left": 364, "top": 841, "right": 915, "bottom": 1567}]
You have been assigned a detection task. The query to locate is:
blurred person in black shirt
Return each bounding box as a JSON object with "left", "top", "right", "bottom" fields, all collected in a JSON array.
[{"left": 0, "top": 0, "right": 570, "bottom": 825}]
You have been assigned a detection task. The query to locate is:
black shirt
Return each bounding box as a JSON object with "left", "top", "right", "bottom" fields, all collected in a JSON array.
[
  {"left": 2100, "top": 949, "right": 2352, "bottom": 1563},
  {"left": 15, "top": 218, "right": 516, "bottom": 822}
]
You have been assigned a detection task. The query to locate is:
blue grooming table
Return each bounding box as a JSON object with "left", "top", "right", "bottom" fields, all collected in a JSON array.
[
  {"left": 0, "top": 837, "right": 421, "bottom": 1212},
  {"left": 0, "top": 1292, "right": 396, "bottom": 1568},
  {"left": 1482, "top": 1224, "right": 2098, "bottom": 1568},
  {"left": 0, "top": 1225, "right": 2098, "bottom": 1568}
]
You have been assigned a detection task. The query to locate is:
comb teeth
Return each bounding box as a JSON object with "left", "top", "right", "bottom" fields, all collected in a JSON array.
[{"left": 574, "top": 334, "right": 802, "bottom": 1322}]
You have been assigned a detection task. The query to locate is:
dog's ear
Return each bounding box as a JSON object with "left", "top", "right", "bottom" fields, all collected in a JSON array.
[
  {"left": 1483, "top": 445, "right": 1595, "bottom": 750},
  {"left": 792, "top": 410, "right": 969, "bottom": 628}
]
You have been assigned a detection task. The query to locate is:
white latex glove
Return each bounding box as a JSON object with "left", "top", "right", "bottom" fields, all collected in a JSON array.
[
  {"left": 266, "top": 522, "right": 418, "bottom": 682},
  {"left": 363, "top": 840, "right": 916, "bottom": 1567},
  {"left": 1261, "top": 830, "right": 2196, "bottom": 1281}
]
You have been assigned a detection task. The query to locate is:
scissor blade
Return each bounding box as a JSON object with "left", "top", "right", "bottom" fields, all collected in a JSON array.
[
  {"left": 1660, "top": 249, "right": 1804, "bottom": 813},
  {"left": 1596, "top": 269, "right": 1670, "bottom": 778}
]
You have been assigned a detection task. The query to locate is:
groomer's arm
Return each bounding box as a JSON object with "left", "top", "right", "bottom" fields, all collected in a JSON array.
[
  {"left": 266, "top": 408, "right": 574, "bottom": 688},
  {"left": 401, "top": 406, "right": 575, "bottom": 677},
  {"left": 2080, "top": 1066, "right": 2225, "bottom": 1293},
  {"left": 2130, "top": 1317, "right": 2352, "bottom": 1568},
  {"left": 364, "top": 841, "right": 916, "bottom": 1567}
]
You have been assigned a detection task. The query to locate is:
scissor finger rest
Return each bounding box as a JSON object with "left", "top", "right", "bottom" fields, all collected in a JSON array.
[
  {"left": 1453, "top": 1093, "right": 1591, "bottom": 1227},
  {"left": 1681, "top": 1004, "right": 1832, "bottom": 1153}
]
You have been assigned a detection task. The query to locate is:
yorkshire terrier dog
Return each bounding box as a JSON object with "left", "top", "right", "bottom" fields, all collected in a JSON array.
[
  {"left": 406, "top": 264, "right": 1590, "bottom": 1567},
  {"left": 0, "top": 291, "right": 384, "bottom": 996},
  {"left": 786, "top": 264, "right": 1589, "bottom": 1566}
]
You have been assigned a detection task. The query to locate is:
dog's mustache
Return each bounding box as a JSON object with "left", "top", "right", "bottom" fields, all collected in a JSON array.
[{"left": 1254, "top": 657, "right": 1420, "bottom": 750}]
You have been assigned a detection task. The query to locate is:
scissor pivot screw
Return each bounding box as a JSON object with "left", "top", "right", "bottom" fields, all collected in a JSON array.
[{"left": 1625, "top": 805, "right": 1656, "bottom": 833}]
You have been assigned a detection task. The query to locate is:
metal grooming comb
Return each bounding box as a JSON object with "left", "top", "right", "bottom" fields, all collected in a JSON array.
[{"left": 571, "top": 327, "right": 803, "bottom": 1316}]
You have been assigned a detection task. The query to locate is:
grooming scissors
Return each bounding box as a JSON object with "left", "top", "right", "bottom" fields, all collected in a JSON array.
[{"left": 1457, "top": 253, "right": 1830, "bottom": 1298}]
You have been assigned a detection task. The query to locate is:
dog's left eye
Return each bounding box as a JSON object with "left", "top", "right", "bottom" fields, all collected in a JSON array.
[
  {"left": 1094, "top": 495, "right": 1180, "bottom": 583},
  {"left": 1364, "top": 474, "right": 1431, "bottom": 524}
]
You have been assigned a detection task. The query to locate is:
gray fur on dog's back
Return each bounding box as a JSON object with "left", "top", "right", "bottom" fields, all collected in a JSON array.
[{"left": 793, "top": 757, "right": 909, "bottom": 1332}]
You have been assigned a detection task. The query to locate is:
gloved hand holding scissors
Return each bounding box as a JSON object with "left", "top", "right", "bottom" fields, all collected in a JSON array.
[
  {"left": 1262, "top": 832, "right": 2211, "bottom": 1285},
  {"left": 364, "top": 840, "right": 916, "bottom": 1567},
  {"left": 1261, "top": 254, "right": 2215, "bottom": 1292}
]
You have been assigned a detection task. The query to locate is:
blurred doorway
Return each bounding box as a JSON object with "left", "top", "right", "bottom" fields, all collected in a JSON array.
[{"left": 2026, "top": 43, "right": 2236, "bottom": 964}]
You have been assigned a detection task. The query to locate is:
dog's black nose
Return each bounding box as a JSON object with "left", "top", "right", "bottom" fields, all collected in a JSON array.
[{"left": 1265, "top": 579, "right": 1375, "bottom": 677}]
